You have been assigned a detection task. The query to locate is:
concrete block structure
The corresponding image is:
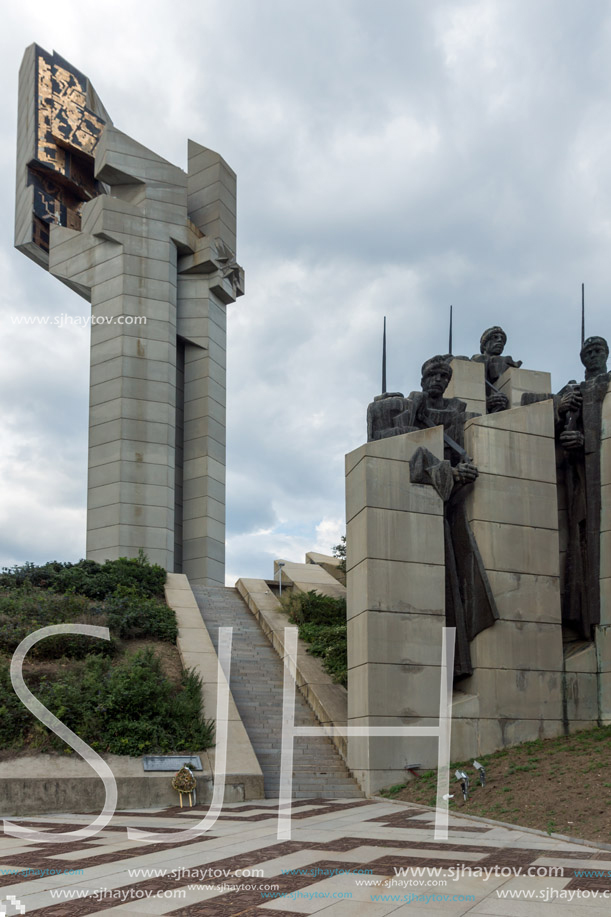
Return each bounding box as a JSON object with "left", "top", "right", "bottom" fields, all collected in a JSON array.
[
  {"left": 444, "top": 358, "right": 486, "bottom": 416},
  {"left": 15, "top": 45, "right": 243, "bottom": 584},
  {"left": 345, "top": 427, "right": 447, "bottom": 794},
  {"left": 347, "top": 358, "right": 611, "bottom": 793}
]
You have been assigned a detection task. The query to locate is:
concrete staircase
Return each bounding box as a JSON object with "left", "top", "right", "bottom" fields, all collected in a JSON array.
[{"left": 191, "top": 585, "right": 363, "bottom": 799}]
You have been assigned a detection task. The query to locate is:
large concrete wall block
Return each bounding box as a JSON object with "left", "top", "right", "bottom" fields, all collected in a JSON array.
[
  {"left": 89, "top": 397, "right": 175, "bottom": 427},
  {"left": 564, "top": 672, "right": 600, "bottom": 723},
  {"left": 598, "top": 671, "right": 611, "bottom": 725},
  {"left": 118, "top": 377, "right": 177, "bottom": 407},
  {"left": 183, "top": 397, "right": 225, "bottom": 429},
  {"left": 468, "top": 620, "right": 563, "bottom": 672},
  {"left": 345, "top": 425, "right": 444, "bottom": 476},
  {"left": 347, "top": 558, "right": 445, "bottom": 619},
  {"left": 349, "top": 663, "right": 444, "bottom": 720},
  {"left": 182, "top": 435, "right": 225, "bottom": 467},
  {"left": 183, "top": 416, "right": 226, "bottom": 449},
  {"left": 564, "top": 642, "right": 597, "bottom": 674},
  {"left": 600, "top": 532, "right": 611, "bottom": 579},
  {"left": 348, "top": 611, "right": 447, "bottom": 668},
  {"left": 184, "top": 347, "right": 227, "bottom": 381},
  {"left": 182, "top": 454, "right": 226, "bottom": 486},
  {"left": 181, "top": 474, "right": 225, "bottom": 505},
  {"left": 470, "top": 520, "right": 560, "bottom": 577},
  {"left": 602, "top": 437, "right": 611, "bottom": 487},
  {"left": 182, "top": 535, "right": 224, "bottom": 566},
  {"left": 188, "top": 141, "right": 236, "bottom": 185},
  {"left": 600, "top": 579, "right": 611, "bottom": 628},
  {"left": 466, "top": 423, "right": 556, "bottom": 483},
  {"left": 497, "top": 367, "right": 552, "bottom": 409},
  {"left": 601, "top": 484, "right": 611, "bottom": 532},
  {"left": 346, "top": 456, "right": 444, "bottom": 523},
  {"left": 445, "top": 358, "right": 486, "bottom": 414},
  {"left": 176, "top": 290, "right": 227, "bottom": 330},
  {"left": 485, "top": 571, "right": 562, "bottom": 625},
  {"left": 88, "top": 502, "right": 174, "bottom": 533},
  {"left": 178, "top": 316, "right": 226, "bottom": 351},
  {"left": 188, "top": 181, "right": 236, "bottom": 219},
  {"left": 476, "top": 716, "right": 563, "bottom": 758},
  {"left": 182, "top": 494, "right": 224, "bottom": 524},
  {"left": 182, "top": 516, "right": 225, "bottom": 545},
  {"left": 348, "top": 507, "right": 444, "bottom": 569},
  {"left": 470, "top": 668, "right": 563, "bottom": 721},
  {"left": 183, "top": 556, "right": 225, "bottom": 587},
  {"left": 95, "top": 127, "right": 188, "bottom": 190},
  {"left": 347, "top": 716, "right": 440, "bottom": 772},
  {"left": 468, "top": 473, "right": 558, "bottom": 530},
  {"left": 467, "top": 398, "right": 556, "bottom": 439}
]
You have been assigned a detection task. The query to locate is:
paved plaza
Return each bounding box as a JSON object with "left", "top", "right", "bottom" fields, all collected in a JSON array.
[{"left": 0, "top": 798, "right": 609, "bottom": 915}]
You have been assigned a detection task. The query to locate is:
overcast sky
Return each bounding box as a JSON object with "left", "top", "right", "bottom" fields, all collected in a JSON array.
[{"left": 2, "top": 0, "right": 611, "bottom": 583}]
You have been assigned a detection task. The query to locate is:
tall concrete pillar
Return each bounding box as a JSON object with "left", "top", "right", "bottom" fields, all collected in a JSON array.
[
  {"left": 15, "top": 44, "right": 243, "bottom": 584},
  {"left": 345, "top": 427, "right": 446, "bottom": 795}
]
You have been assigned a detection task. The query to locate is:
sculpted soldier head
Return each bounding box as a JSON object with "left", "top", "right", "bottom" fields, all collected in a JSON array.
[
  {"left": 580, "top": 336, "right": 609, "bottom": 377},
  {"left": 480, "top": 326, "right": 507, "bottom": 356},
  {"left": 421, "top": 355, "right": 453, "bottom": 398}
]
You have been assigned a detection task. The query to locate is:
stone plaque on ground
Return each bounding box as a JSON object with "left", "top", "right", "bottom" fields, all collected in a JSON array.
[{"left": 142, "top": 756, "right": 203, "bottom": 772}]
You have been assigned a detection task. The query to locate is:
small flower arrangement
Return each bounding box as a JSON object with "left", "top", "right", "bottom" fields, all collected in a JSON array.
[{"left": 172, "top": 764, "right": 196, "bottom": 793}]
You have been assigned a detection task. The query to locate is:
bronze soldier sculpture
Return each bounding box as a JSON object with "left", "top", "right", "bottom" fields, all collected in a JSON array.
[
  {"left": 556, "top": 335, "right": 610, "bottom": 639},
  {"left": 471, "top": 326, "right": 522, "bottom": 413},
  {"left": 367, "top": 356, "right": 498, "bottom": 678}
]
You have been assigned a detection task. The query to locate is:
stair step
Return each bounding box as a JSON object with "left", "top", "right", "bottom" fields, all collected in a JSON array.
[{"left": 191, "top": 585, "right": 362, "bottom": 800}]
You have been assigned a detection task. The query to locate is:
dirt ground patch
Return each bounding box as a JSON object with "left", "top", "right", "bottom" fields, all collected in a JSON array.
[{"left": 385, "top": 725, "right": 611, "bottom": 844}]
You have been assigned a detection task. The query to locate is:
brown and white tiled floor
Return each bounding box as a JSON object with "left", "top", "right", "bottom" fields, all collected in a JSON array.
[{"left": 0, "top": 799, "right": 609, "bottom": 915}]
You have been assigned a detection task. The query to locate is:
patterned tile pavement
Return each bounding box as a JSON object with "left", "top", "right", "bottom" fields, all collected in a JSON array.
[{"left": 0, "top": 799, "right": 609, "bottom": 915}]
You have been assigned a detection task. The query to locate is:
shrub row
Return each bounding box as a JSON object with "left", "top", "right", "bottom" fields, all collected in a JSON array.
[
  {"left": 281, "top": 590, "right": 347, "bottom": 687},
  {"left": 0, "top": 552, "right": 166, "bottom": 600},
  {"left": 0, "top": 586, "right": 177, "bottom": 658},
  {"left": 0, "top": 648, "right": 213, "bottom": 756}
]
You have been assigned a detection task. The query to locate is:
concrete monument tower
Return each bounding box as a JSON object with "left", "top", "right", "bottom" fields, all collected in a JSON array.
[{"left": 15, "top": 45, "right": 243, "bottom": 584}]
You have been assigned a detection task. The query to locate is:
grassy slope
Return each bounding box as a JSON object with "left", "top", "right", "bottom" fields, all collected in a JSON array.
[{"left": 381, "top": 725, "right": 611, "bottom": 844}]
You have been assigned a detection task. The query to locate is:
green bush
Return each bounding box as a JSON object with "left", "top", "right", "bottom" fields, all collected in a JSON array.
[
  {"left": 0, "top": 555, "right": 208, "bottom": 756},
  {"left": 282, "top": 590, "right": 346, "bottom": 627},
  {"left": 16, "top": 648, "right": 214, "bottom": 756},
  {"left": 0, "top": 575, "right": 176, "bottom": 656},
  {"left": 281, "top": 590, "right": 347, "bottom": 686},
  {"left": 0, "top": 660, "right": 32, "bottom": 747},
  {"left": 0, "top": 552, "right": 166, "bottom": 600},
  {"left": 104, "top": 586, "right": 178, "bottom": 643},
  {"left": 299, "top": 622, "right": 347, "bottom": 686},
  {"left": 0, "top": 591, "right": 113, "bottom": 659}
]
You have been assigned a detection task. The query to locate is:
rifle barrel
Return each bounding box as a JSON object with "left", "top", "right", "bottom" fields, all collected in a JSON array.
[{"left": 382, "top": 316, "right": 387, "bottom": 394}]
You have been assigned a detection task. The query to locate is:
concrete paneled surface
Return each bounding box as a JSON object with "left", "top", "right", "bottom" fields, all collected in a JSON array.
[
  {"left": 445, "top": 356, "right": 486, "bottom": 415},
  {"left": 497, "top": 366, "right": 552, "bottom": 409}
]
